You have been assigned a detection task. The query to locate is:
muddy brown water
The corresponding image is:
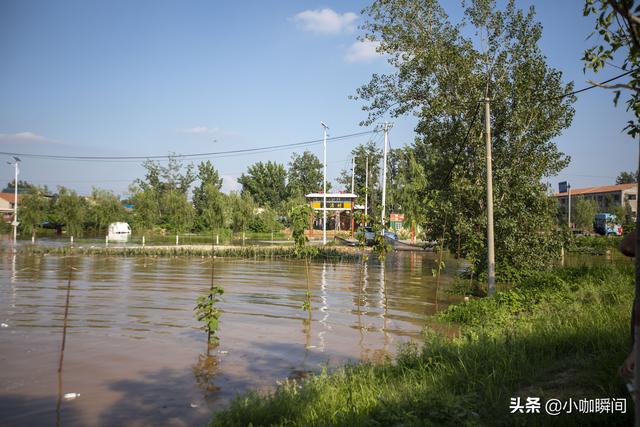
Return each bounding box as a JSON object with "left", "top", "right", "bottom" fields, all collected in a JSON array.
[{"left": 0, "top": 251, "right": 468, "bottom": 427}]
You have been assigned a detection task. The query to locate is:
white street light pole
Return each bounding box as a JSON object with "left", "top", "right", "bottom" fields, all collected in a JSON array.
[
  {"left": 567, "top": 184, "right": 572, "bottom": 229},
  {"left": 351, "top": 156, "right": 355, "bottom": 194},
  {"left": 381, "top": 122, "right": 392, "bottom": 233},
  {"left": 365, "top": 155, "right": 369, "bottom": 219},
  {"left": 321, "top": 122, "right": 329, "bottom": 245},
  {"left": 9, "top": 157, "right": 21, "bottom": 245}
]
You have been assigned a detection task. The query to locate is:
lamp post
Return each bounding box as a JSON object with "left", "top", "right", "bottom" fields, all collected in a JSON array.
[
  {"left": 321, "top": 121, "right": 329, "bottom": 245},
  {"left": 8, "top": 157, "right": 21, "bottom": 245}
]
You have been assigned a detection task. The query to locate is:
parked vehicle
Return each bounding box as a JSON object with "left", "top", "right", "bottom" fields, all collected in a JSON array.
[
  {"left": 107, "top": 222, "right": 132, "bottom": 241},
  {"left": 356, "top": 226, "right": 398, "bottom": 245},
  {"left": 593, "top": 213, "right": 623, "bottom": 236}
]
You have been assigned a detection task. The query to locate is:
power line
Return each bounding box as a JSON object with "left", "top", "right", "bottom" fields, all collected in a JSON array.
[
  {"left": 543, "top": 69, "right": 634, "bottom": 102},
  {"left": 0, "top": 130, "right": 377, "bottom": 162}
]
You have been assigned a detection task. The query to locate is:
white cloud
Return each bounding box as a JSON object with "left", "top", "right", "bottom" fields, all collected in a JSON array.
[
  {"left": 291, "top": 8, "right": 358, "bottom": 35},
  {"left": 344, "top": 39, "right": 382, "bottom": 63},
  {"left": 0, "top": 131, "right": 54, "bottom": 143},
  {"left": 221, "top": 175, "right": 242, "bottom": 194},
  {"left": 179, "top": 126, "right": 219, "bottom": 134}
]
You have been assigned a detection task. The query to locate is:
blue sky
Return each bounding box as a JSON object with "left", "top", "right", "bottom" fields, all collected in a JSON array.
[{"left": 0, "top": 0, "right": 635, "bottom": 196}]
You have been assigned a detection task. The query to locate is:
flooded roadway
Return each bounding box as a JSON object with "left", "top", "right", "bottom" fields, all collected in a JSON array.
[{"left": 0, "top": 252, "right": 464, "bottom": 427}]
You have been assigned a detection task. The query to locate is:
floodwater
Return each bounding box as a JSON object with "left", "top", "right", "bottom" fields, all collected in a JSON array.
[{"left": 0, "top": 251, "right": 464, "bottom": 427}]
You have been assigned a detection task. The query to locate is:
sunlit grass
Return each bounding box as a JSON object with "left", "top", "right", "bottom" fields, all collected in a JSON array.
[{"left": 210, "top": 265, "right": 634, "bottom": 426}]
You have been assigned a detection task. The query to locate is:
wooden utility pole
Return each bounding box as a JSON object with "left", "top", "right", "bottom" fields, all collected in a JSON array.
[{"left": 484, "top": 98, "right": 496, "bottom": 296}]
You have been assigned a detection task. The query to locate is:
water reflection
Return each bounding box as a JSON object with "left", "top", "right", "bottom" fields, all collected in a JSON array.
[{"left": 1, "top": 252, "right": 468, "bottom": 427}]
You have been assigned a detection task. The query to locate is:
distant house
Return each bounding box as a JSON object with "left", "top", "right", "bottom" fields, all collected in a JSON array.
[
  {"left": 554, "top": 183, "right": 637, "bottom": 216},
  {"left": 0, "top": 192, "right": 20, "bottom": 222}
]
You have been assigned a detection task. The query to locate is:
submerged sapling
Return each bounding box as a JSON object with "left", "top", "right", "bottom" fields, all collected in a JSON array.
[{"left": 194, "top": 285, "right": 224, "bottom": 346}]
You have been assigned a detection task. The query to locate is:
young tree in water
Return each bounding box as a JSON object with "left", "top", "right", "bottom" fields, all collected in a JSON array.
[{"left": 353, "top": 0, "right": 575, "bottom": 280}]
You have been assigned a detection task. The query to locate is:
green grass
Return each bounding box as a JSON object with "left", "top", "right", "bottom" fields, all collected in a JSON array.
[
  {"left": 8, "top": 244, "right": 362, "bottom": 261},
  {"left": 567, "top": 235, "right": 622, "bottom": 255},
  {"left": 209, "top": 265, "right": 634, "bottom": 426}
]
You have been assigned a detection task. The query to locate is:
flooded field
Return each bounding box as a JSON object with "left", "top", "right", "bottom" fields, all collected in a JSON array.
[{"left": 0, "top": 251, "right": 464, "bottom": 427}]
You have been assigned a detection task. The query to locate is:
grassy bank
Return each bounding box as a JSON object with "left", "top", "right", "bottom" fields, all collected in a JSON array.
[
  {"left": 6, "top": 243, "right": 364, "bottom": 261},
  {"left": 567, "top": 235, "right": 622, "bottom": 255},
  {"left": 210, "top": 264, "right": 634, "bottom": 426}
]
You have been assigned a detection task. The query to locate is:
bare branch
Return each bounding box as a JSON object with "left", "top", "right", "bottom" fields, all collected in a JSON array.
[{"left": 586, "top": 79, "right": 639, "bottom": 92}]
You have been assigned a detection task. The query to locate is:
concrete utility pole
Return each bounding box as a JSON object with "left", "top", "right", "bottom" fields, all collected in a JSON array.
[
  {"left": 634, "top": 136, "right": 640, "bottom": 427},
  {"left": 351, "top": 156, "right": 355, "bottom": 194},
  {"left": 484, "top": 98, "right": 496, "bottom": 296},
  {"left": 365, "top": 155, "right": 369, "bottom": 219},
  {"left": 567, "top": 184, "right": 572, "bottom": 229},
  {"left": 321, "top": 121, "right": 329, "bottom": 245},
  {"left": 8, "top": 157, "right": 20, "bottom": 246},
  {"left": 381, "top": 122, "right": 392, "bottom": 233}
]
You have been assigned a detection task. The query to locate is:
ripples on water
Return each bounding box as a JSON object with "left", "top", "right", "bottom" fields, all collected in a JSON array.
[{"left": 0, "top": 252, "right": 462, "bottom": 427}]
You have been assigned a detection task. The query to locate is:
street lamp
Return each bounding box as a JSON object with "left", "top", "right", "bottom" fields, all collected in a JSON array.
[
  {"left": 7, "top": 157, "right": 21, "bottom": 245},
  {"left": 321, "top": 122, "right": 329, "bottom": 245}
]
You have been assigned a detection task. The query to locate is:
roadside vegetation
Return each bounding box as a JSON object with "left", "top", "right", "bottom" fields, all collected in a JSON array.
[{"left": 209, "top": 264, "right": 633, "bottom": 427}]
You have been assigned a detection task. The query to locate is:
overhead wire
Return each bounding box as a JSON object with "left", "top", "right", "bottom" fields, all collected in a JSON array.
[{"left": 0, "top": 130, "right": 378, "bottom": 163}]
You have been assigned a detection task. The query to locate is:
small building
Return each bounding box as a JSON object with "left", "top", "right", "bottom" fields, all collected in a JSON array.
[
  {"left": 305, "top": 192, "right": 358, "bottom": 232},
  {"left": 554, "top": 183, "right": 637, "bottom": 216},
  {"left": 0, "top": 192, "right": 20, "bottom": 222}
]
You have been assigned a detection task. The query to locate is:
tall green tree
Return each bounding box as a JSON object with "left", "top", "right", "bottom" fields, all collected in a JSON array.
[
  {"left": 3, "top": 180, "right": 47, "bottom": 195},
  {"left": 337, "top": 141, "right": 382, "bottom": 219},
  {"left": 193, "top": 161, "right": 226, "bottom": 231},
  {"left": 162, "top": 189, "right": 194, "bottom": 233},
  {"left": 87, "top": 188, "right": 125, "bottom": 233},
  {"left": 51, "top": 187, "right": 86, "bottom": 237},
  {"left": 228, "top": 191, "right": 255, "bottom": 232},
  {"left": 616, "top": 170, "right": 638, "bottom": 184},
  {"left": 129, "top": 185, "right": 160, "bottom": 232},
  {"left": 287, "top": 151, "right": 323, "bottom": 197},
  {"left": 237, "top": 161, "right": 287, "bottom": 207},
  {"left": 132, "top": 155, "right": 196, "bottom": 233},
  {"left": 137, "top": 155, "right": 195, "bottom": 195},
  {"left": 18, "top": 187, "right": 50, "bottom": 240},
  {"left": 572, "top": 198, "right": 598, "bottom": 231},
  {"left": 355, "top": 0, "right": 575, "bottom": 279}
]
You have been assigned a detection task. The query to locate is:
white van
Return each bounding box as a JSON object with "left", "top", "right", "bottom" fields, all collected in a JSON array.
[{"left": 107, "top": 222, "right": 132, "bottom": 241}]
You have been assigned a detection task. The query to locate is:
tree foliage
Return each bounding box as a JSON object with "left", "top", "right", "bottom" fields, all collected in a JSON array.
[
  {"left": 87, "top": 188, "right": 125, "bottom": 233},
  {"left": 583, "top": 0, "right": 640, "bottom": 135},
  {"left": 18, "top": 187, "right": 50, "bottom": 238},
  {"left": 573, "top": 197, "right": 598, "bottom": 231},
  {"left": 51, "top": 187, "right": 86, "bottom": 237},
  {"left": 193, "top": 161, "right": 226, "bottom": 231},
  {"left": 287, "top": 151, "right": 323, "bottom": 197},
  {"left": 337, "top": 141, "right": 382, "bottom": 219},
  {"left": 355, "top": 0, "right": 575, "bottom": 279},
  {"left": 228, "top": 191, "right": 255, "bottom": 232},
  {"left": 237, "top": 161, "right": 287, "bottom": 208},
  {"left": 616, "top": 170, "right": 638, "bottom": 184}
]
